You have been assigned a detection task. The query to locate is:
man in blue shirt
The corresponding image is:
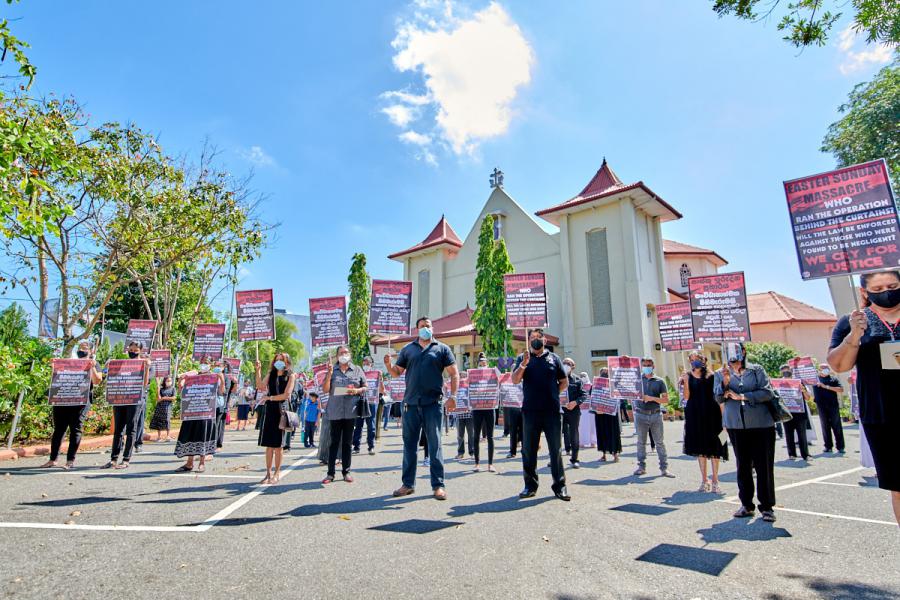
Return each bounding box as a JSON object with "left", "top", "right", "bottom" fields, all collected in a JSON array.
[
  {"left": 512, "top": 329, "right": 570, "bottom": 501},
  {"left": 302, "top": 392, "right": 319, "bottom": 448},
  {"left": 384, "top": 317, "right": 459, "bottom": 500}
]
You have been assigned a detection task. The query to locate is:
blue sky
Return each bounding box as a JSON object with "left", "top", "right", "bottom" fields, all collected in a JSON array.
[{"left": 5, "top": 0, "right": 894, "bottom": 321}]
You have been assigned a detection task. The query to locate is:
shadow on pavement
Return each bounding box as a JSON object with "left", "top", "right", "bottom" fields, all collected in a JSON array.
[
  {"left": 575, "top": 475, "right": 656, "bottom": 487},
  {"left": 368, "top": 518, "right": 463, "bottom": 534},
  {"left": 636, "top": 542, "right": 737, "bottom": 576},
  {"left": 447, "top": 495, "right": 553, "bottom": 517},
  {"left": 696, "top": 519, "right": 792, "bottom": 544},
  {"left": 765, "top": 574, "right": 900, "bottom": 600},
  {"left": 19, "top": 495, "right": 124, "bottom": 507},
  {"left": 663, "top": 490, "right": 724, "bottom": 506},
  {"left": 279, "top": 494, "right": 425, "bottom": 517}
]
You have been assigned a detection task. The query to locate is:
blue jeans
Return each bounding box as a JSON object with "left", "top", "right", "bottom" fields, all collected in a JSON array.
[
  {"left": 401, "top": 402, "right": 444, "bottom": 490},
  {"left": 353, "top": 404, "right": 377, "bottom": 450}
]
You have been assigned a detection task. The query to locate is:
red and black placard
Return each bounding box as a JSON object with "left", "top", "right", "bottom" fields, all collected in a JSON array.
[
  {"left": 369, "top": 280, "right": 413, "bottom": 335},
  {"left": 180, "top": 374, "right": 219, "bottom": 421},
  {"left": 105, "top": 359, "right": 148, "bottom": 406},
  {"left": 149, "top": 349, "right": 171, "bottom": 379},
  {"left": 309, "top": 296, "right": 349, "bottom": 349},
  {"left": 192, "top": 323, "right": 226, "bottom": 361},
  {"left": 48, "top": 359, "right": 93, "bottom": 406},
  {"left": 125, "top": 319, "right": 157, "bottom": 354},
  {"left": 467, "top": 367, "right": 500, "bottom": 410},
  {"left": 503, "top": 273, "right": 548, "bottom": 329},
  {"left": 235, "top": 289, "right": 276, "bottom": 342},
  {"left": 687, "top": 272, "right": 751, "bottom": 343},
  {"left": 656, "top": 301, "right": 696, "bottom": 352}
]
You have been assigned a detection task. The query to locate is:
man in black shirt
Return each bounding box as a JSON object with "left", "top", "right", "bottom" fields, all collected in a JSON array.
[
  {"left": 561, "top": 357, "right": 585, "bottom": 468},
  {"left": 812, "top": 363, "right": 845, "bottom": 454},
  {"left": 512, "top": 329, "right": 570, "bottom": 501}
]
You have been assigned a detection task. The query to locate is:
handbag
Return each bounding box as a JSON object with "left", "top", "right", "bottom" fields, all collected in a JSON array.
[
  {"left": 767, "top": 390, "right": 794, "bottom": 423},
  {"left": 354, "top": 395, "right": 373, "bottom": 418},
  {"left": 279, "top": 401, "right": 301, "bottom": 431}
]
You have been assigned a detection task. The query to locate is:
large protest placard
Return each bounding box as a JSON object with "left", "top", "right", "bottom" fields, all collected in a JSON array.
[
  {"left": 364, "top": 370, "right": 382, "bottom": 402},
  {"left": 771, "top": 378, "right": 805, "bottom": 413},
  {"left": 106, "top": 359, "right": 147, "bottom": 406},
  {"left": 607, "top": 356, "right": 642, "bottom": 401},
  {"left": 387, "top": 374, "right": 405, "bottom": 405},
  {"left": 467, "top": 368, "right": 500, "bottom": 410},
  {"left": 309, "top": 296, "right": 348, "bottom": 352},
  {"left": 125, "top": 319, "right": 157, "bottom": 354},
  {"left": 235, "top": 289, "right": 275, "bottom": 342},
  {"left": 312, "top": 363, "right": 330, "bottom": 409},
  {"left": 788, "top": 356, "right": 818, "bottom": 386},
  {"left": 49, "top": 359, "right": 93, "bottom": 406},
  {"left": 369, "top": 280, "right": 413, "bottom": 335},
  {"left": 589, "top": 376, "right": 617, "bottom": 415},
  {"left": 193, "top": 323, "right": 226, "bottom": 361},
  {"left": 687, "top": 272, "right": 751, "bottom": 342},
  {"left": 498, "top": 372, "right": 523, "bottom": 408},
  {"left": 224, "top": 357, "right": 242, "bottom": 375},
  {"left": 149, "top": 349, "right": 171, "bottom": 379},
  {"left": 783, "top": 159, "right": 900, "bottom": 280},
  {"left": 180, "top": 374, "right": 219, "bottom": 421},
  {"left": 503, "top": 273, "right": 548, "bottom": 329},
  {"left": 449, "top": 381, "right": 470, "bottom": 416},
  {"left": 656, "top": 301, "right": 697, "bottom": 352}
]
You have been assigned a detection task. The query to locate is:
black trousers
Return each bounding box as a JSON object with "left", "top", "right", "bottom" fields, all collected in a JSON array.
[
  {"left": 507, "top": 407, "right": 523, "bottom": 456},
  {"left": 728, "top": 427, "right": 776, "bottom": 512},
  {"left": 327, "top": 418, "right": 355, "bottom": 477},
  {"left": 456, "top": 417, "right": 474, "bottom": 456},
  {"left": 784, "top": 413, "right": 809, "bottom": 459},
  {"left": 522, "top": 411, "right": 566, "bottom": 493},
  {"left": 472, "top": 410, "right": 495, "bottom": 465},
  {"left": 49, "top": 404, "right": 90, "bottom": 462},
  {"left": 562, "top": 409, "right": 581, "bottom": 462},
  {"left": 216, "top": 408, "right": 226, "bottom": 448},
  {"left": 817, "top": 403, "right": 845, "bottom": 451},
  {"left": 304, "top": 421, "right": 317, "bottom": 447},
  {"left": 111, "top": 405, "right": 139, "bottom": 462}
]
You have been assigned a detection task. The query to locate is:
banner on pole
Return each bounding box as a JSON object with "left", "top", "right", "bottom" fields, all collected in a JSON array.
[
  {"left": 787, "top": 356, "right": 818, "bottom": 385},
  {"left": 149, "top": 349, "right": 172, "bottom": 379},
  {"left": 503, "top": 273, "right": 548, "bottom": 329},
  {"left": 687, "top": 272, "right": 751, "bottom": 342},
  {"left": 193, "top": 323, "right": 226, "bottom": 361},
  {"left": 369, "top": 280, "right": 413, "bottom": 335},
  {"left": 235, "top": 289, "right": 276, "bottom": 342},
  {"left": 656, "top": 301, "right": 697, "bottom": 352},
  {"left": 607, "top": 356, "right": 642, "bottom": 401},
  {"left": 125, "top": 319, "right": 157, "bottom": 354},
  {"left": 309, "top": 296, "right": 349, "bottom": 350}
]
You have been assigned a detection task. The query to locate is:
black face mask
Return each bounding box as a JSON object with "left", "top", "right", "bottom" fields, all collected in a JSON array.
[
  {"left": 867, "top": 288, "right": 900, "bottom": 309},
  {"left": 76, "top": 350, "right": 88, "bottom": 358},
  {"left": 128, "top": 351, "right": 139, "bottom": 359},
  {"left": 530, "top": 339, "right": 544, "bottom": 351}
]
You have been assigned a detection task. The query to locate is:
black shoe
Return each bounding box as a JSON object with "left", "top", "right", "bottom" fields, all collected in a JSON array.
[
  {"left": 518, "top": 488, "right": 536, "bottom": 499},
  {"left": 352, "top": 448, "right": 360, "bottom": 454},
  {"left": 553, "top": 486, "right": 571, "bottom": 501},
  {"left": 133, "top": 446, "right": 142, "bottom": 454}
]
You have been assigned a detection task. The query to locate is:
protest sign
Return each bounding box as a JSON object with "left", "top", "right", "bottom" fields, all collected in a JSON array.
[
  {"left": 48, "top": 359, "right": 93, "bottom": 406},
  {"left": 106, "top": 359, "right": 147, "bottom": 406},
  {"left": 369, "top": 280, "right": 413, "bottom": 335},
  {"left": 589, "top": 376, "right": 617, "bottom": 415},
  {"left": 387, "top": 375, "right": 405, "bottom": 405},
  {"left": 180, "top": 374, "right": 219, "bottom": 421},
  {"left": 467, "top": 368, "right": 500, "bottom": 410},
  {"left": 449, "top": 381, "right": 470, "bottom": 416},
  {"left": 688, "top": 272, "right": 751, "bottom": 342},
  {"left": 149, "top": 349, "right": 171, "bottom": 379},
  {"left": 125, "top": 319, "right": 157, "bottom": 354},
  {"left": 503, "top": 273, "right": 548, "bottom": 329},
  {"left": 784, "top": 159, "right": 900, "bottom": 279},
  {"left": 788, "top": 357, "right": 818, "bottom": 385},
  {"left": 193, "top": 323, "right": 226, "bottom": 361},
  {"left": 312, "top": 363, "right": 330, "bottom": 409},
  {"left": 771, "top": 378, "right": 805, "bottom": 413},
  {"left": 607, "top": 356, "right": 642, "bottom": 401},
  {"left": 309, "top": 296, "right": 348, "bottom": 350},
  {"left": 364, "top": 370, "right": 382, "bottom": 402},
  {"left": 235, "top": 289, "right": 275, "bottom": 342},
  {"left": 498, "top": 372, "right": 523, "bottom": 408},
  {"left": 656, "top": 301, "right": 697, "bottom": 352}
]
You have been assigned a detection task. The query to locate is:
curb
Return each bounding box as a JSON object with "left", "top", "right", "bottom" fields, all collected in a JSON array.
[{"left": 0, "top": 433, "right": 154, "bottom": 462}]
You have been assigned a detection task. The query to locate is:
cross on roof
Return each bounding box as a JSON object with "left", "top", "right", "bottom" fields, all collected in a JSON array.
[{"left": 489, "top": 167, "right": 504, "bottom": 189}]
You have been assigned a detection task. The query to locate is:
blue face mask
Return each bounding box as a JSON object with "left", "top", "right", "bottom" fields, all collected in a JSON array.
[
  {"left": 418, "top": 327, "right": 432, "bottom": 340},
  {"left": 690, "top": 360, "right": 704, "bottom": 369},
  {"left": 212, "top": 367, "right": 222, "bottom": 373},
  {"left": 641, "top": 366, "right": 653, "bottom": 376},
  {"left": 273, "top": 360, "right": 286, "bottom": 371}
]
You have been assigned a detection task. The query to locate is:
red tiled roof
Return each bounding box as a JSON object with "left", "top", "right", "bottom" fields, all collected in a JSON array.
[
  {"left": 748, "top": 292, "right": 836, "bottom": 325},
  {"left": 388, "top": 215, "right": 463, "bottom": 260},
  {"left": 667, "top": 288, "right": 688, "bottom": 301},
  {"left": 372, "top": 306, "right": 559, "bottom": 346},
  {"left": 536, "top": 159, "right": 682, "bottom": 223},
  {"left": 663, "top": 239, "right": 728, "bottom": 266}
]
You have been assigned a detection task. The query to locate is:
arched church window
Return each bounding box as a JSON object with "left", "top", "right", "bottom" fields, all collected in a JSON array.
[{"left": 680, "top": 263, "right": 691, "bottom": 288}]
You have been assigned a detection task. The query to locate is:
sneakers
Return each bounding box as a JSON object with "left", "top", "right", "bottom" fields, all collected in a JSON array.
[
  {"left": 660, "top": 470, "right": 675, "bottom": 478},
  {"left": 368, "top": 449, "right": 375, "bottom": 456},
  {"left": 761, "top": 510, "right": 777, "bottom": 522},
  {"left": 422, "top": 457, "right": 431, "bottom": 467},
  {"left": 633, "top": 467, "right": 646, "bottom": 476},
  {"left": 352, "top": 448, "right": 360, "bottom": 455},
  {"left": 570, "top": 461, "right": 581, "bottom": 469}
]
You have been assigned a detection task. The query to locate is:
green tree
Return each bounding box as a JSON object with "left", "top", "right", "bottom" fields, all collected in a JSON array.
[
  {"left": 0, "top": 303, "right": 29, "bottom": 347},
  {"left": 712, "top": 0, "right": 899, "bottom": 47},
  {"left": 240, "top": 315, "right": 306, "bottom": 380},
  {"left": 472, "top": 215, "right": 514, "bottom": 361},
  {"left": 746, "top": 341, "right": 799, "bottom": 377},
  {"left": 821, "top": 58, "right": 899, "bottom": 191},
  {"left": 347, "top": 252, "right": 371, "bottom": 364}
]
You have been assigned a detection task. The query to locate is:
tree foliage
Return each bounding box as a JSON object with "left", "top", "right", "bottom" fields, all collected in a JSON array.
[
  {"left": 821, "top": 58, "right": 899, "bottom": 191},
  {"left": 712, "top": 0, "right": 899, "bottom": 47},
  {"left": 347, "top": 252, "right": 371, "bottom": 364},
  {"left": 239, "top": 315, "right": 306, "bottom": 381},
  {"left": 472, "top": 215, "right": 514, "bottom": 360},
  {"left": 746, "top": 341, "right": 799, "bottom": 377}
]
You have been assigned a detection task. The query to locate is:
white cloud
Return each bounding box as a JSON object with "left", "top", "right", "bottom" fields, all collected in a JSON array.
[
  {"left": 399, "top": 130, "right": 432, "bottom": 145},
  {"left": 381, "top": 1, "right": 534, "bottom": 160},
  {"left": 238, "top": 145, "right": 275, "bottom": 167},
  {"left": 837, "top": 25, "right": 893, "bottom": 75}
]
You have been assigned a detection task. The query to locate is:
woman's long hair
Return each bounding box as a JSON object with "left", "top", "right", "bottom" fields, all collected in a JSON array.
[{"left": 688, "top": 351, "right": 708, "bottom": 378}]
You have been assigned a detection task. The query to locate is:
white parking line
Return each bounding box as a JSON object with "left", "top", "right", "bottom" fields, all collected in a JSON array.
[
  {"left": 813, "top": 481, "right": 875, "bottom": 489},
  {"left": 717, "top": 500, "right": 896, "bottom": 526},
  {"left": 0, "top": 522, "right": 202, "bottom": 533},
  {"left": 34, "top": 471, "right": 262, "bottom": 480},
  {"left": 724, "top": 466, "right": 867, "bottom": 502}
]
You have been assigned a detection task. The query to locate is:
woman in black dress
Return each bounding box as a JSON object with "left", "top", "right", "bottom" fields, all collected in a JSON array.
[
  {"left": 174, "top": 360, "right": 224, "bottom": 472},
  {"left": 150, "top": 376, "right": 176, "bottom": 441},
  {"left": 683, "top": 351, "right": 728, "bottom": 494},
  {"left": 255, "top": 352, "right": 296, "bottom": 485},
  {"left": 593, "top": 368, "right": 622, "bottom": 462}
]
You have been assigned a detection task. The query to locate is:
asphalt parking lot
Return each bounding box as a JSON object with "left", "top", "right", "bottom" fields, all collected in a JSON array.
[{"left": 0, "top": 420, "right": 897, "bottom": 600}]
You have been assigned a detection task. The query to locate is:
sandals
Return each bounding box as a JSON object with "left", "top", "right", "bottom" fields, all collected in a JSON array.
[
  {"left": 599, "top": 454, "right": 607, "bottom": 462},
  {"left": 115, "top": 461, "right": 130, "bottom": 470},
  {"left": 613, "top": 454, "right": 620, "bottom": 463},
  {"left": 196, "top": 464, "right": 206, "bottom": 473},
  {"left": 175, "top": 464, "right": 193, "bottom": 472},
  {"left": 487, "top": 465, "right": 497, "bottom": 473},
  {"left": 64, "top": 461, "right": 74, "bottom": 470},
  {"left": 39, "top": 460, "right": 57, "bottom": 469},
  {"left": 259, "top": 476, "right": 272, "bottom": 485},
  {"left": 101, "top": 461, "right": 116, "bottom": 469},
  {"left": 761, "top": 510, "right": 777, "bottom": 522},
  {"left": 733, "top": 506, "right": 755, "bottom": 519},
  {"left": 711, "top": 482, "right": 722, "bottom": 494},
  {"left": 698, "top": 481, "right": 711, "bottom": 493}
]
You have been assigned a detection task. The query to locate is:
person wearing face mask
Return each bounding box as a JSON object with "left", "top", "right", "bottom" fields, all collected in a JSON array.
[
  {"left": 682, "top": 352, "right": 727, "bottom": 493},
  {"left": 633, "top": 358, "right": 674, "bottom": 478},
  {"left": 104, "top": 342, "right": 152, "bottom": 469},
  {"left": 41, "top": 341, "right": 104, "bottom": 469},
  {"left": 150, "top": 376, "right": 176, "bottom": 442},
  {"left": 716, "top": 342, "right": 777, "bottom": 521},
  {"left": 384, "top": 317, "right": 459, "bottom": 501},
  {"left": 812, "top": 363, "right": 845, "bottom": 454},
  {"left": 213, "top": 361, "right": 232, "bottom": 451},
  {"left": 779, "top": 364, "right": 811, "bottom": 462},
  {"left": 322, "top": 346, "right": 367, "bottom": 484},
  {"left": 255, "top": 353, "right": 296, "bottom": 484},
  {"left": 472, "top": 354, "right": 498, "bottom": 473},
  {"left": 352, "top": 356, "right": 381, "bottom": 456},
  {"left": 560, "top": 358, "right": 586, "bottom": 468},
  {"left": 174, "top": 359, "right": 225, "bottom": 472},
  {"left": 512, "top": 329, "right": 570, "bottom": 501},
  {"left": 827, "top": 270, "right": 900, "bottom": 525},
  {"left": 128, "top": 342, "right": 151, "bottom": 455},
  {"left": 593, "top": 367, "right": 621, "bottom": 463}
]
